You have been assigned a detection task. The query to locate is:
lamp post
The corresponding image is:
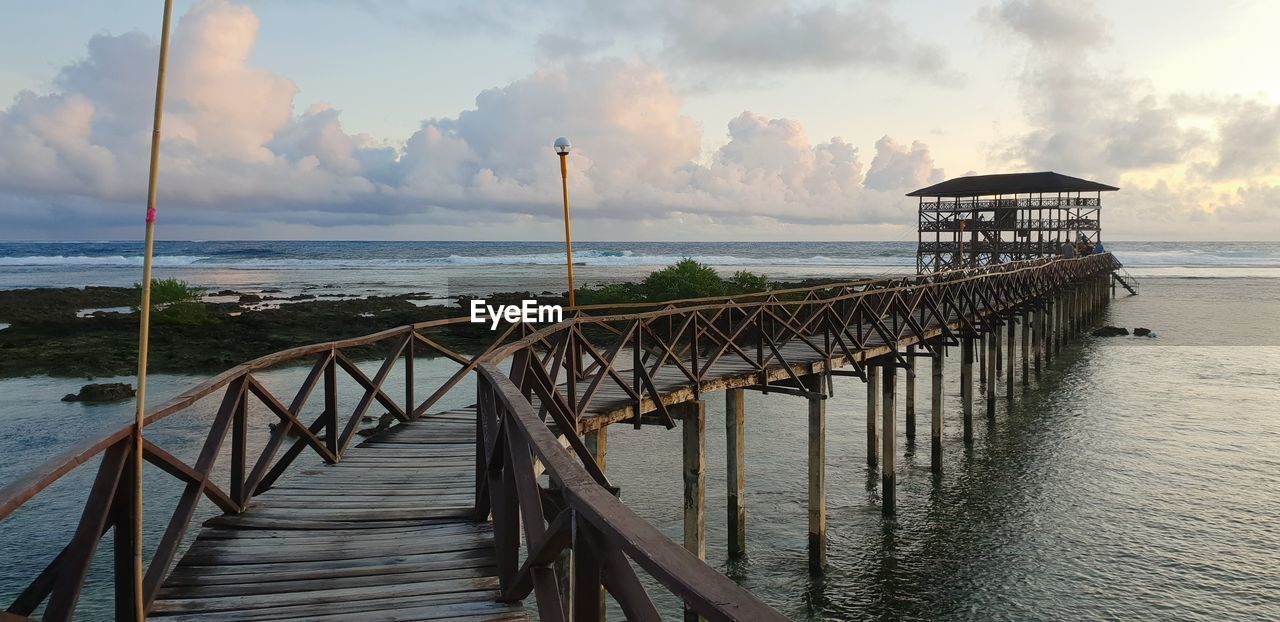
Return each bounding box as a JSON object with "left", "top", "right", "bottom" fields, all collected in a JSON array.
[{"left": 554, "top": 137, "right": 575, "bottom": 308}]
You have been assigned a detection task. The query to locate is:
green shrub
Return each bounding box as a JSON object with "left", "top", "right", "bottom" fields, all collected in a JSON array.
[
  {"left": 641, "top": 259, "right": 727, "bottom": 301},
  {"left": 575, "top": 259, "right": 772, "bottom": 305},
  {"left": 576, "top": 282, "right": 643, "bottom": 306},
  {"left": 134, "top": 279, "right": 215, "bottom": 326},
  {"left": 135, "top": 278, "right": 205, "bottom": 309},
  {"left": 155, "top": 301, "right": 217, "bottom": 326},
  {"left": 726, "top": 270, "right": 769, "bottom": 295}
]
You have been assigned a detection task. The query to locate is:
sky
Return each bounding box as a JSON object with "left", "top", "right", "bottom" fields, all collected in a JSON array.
[{"left": 0, "top": 0, "right": 1278, "bottom": 241}]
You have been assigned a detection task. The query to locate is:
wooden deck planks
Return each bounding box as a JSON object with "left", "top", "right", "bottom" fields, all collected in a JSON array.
[{"left": 152, "top": 409, "right": 528, "bottom": 622}]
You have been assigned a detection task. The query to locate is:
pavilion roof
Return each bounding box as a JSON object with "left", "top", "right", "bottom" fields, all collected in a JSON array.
[{"left": 906, "top": 171, "right": 1119, "bottom": 197}]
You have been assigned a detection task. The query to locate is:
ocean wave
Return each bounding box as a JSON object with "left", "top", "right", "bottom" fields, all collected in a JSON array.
[
  {"left": 1112, "top": 249, "right": 1280, "bottom": 267},
  {"left": 205, "top": 251, "right": 913, "bottom": 269},
  {"left": 0, "top": 255, "right": 209, "bottom": 267}
]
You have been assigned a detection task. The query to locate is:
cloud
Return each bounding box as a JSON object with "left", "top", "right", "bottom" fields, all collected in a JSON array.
[
  {"left": 987, "top": 0, "right": 1279, "bottom": 184},
  {"left": 863, "top": 136, "right": 944, "bottom": 191},
  {"left": 0, "top": 0, "right": 936, "bottom": 237},
  {"left": 983, "top": 0, "right": 1280, "bottom": 238}
]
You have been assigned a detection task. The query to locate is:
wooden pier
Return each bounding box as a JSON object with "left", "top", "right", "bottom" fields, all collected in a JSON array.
[{"left": 1, "top": 253, "right": 1127, "bottom": 621}]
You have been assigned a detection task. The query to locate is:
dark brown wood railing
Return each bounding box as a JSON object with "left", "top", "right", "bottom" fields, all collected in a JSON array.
[{"left": 0, "top": 317, "right": 529, "bottom": 620}]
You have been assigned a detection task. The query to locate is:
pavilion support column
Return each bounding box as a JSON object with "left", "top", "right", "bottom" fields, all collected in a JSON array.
[
  {"left": 1021, "top": 309, "right": 1030, "bottom": 386},
  {"left": 725, "top": 388, "right": 746, "bottom": 558},
  {"left": 905, "top": 345, "right": 916, "bottom": 443},
  {"left": 803, "top": 374, "right": 826, "bottom": 571},
  {"left": 881, "top": 364, "right": 897, "bottom": 515},
  {"left": 986, "top": 327, "right": 998, "bottom": 418},
  {"left": 1006, "top": 318, "right": 1016, "bottom": 399},
  {"left": 930, "top": 344, "right": 944, "bottom": 474},
  {"left": 866, "top": 365, "right": 880, "bottom": 468},
  {"left": 960, "top": 337, "right": 974, "bottom": 443}
]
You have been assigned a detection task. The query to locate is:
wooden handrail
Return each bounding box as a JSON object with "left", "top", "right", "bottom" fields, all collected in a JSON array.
[{"left": 478, "top": 362, "right": 789, "bottom": 621}]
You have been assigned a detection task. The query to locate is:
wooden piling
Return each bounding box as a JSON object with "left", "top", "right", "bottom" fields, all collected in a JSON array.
[
  {"left": 995, "top": 322, "right": 1004, "bottom": 377},
  {"left": 1020, "top": 309, "right": 1030, "bottom": 385},
  {"left": 682, "top": 400, "right": 706, "bottom": 562},
  {"left": 866, "top": 365, "right": 879, "bottom": 467},
  {"left": 961, "top": 337, "right": 973, "bottom": 442},
  {"left": 583, "top": 424, "right": 606, "bottom": 619},
  {"left": 905, "top": 345, "right": 916, "bottom": 442},
  {"left": 986, "top": 327, "right": 998, "bottom": 417},
  {"left": 1006, "top": 318, "right": 1015, "bottom": 399},
  {"left": 803, "top": 375, "right": 826, "bottom": 570},
  {"left": 979, "top": 333, "right": 987, "bottom": 385},
  {"left": 586, "top": 427, "right": 607, "bottom": 473},
  {"left": 1033, "top": 304, "right": 1043, "bottom": 375},
  {"left": 881, "top": 364, "right": 896, "bottom": 514},
  {"left": 725, "top": 388, "right": 745, "bottom": 558},
  {"left": 930, "top": 344, "right": 944, "bottom": 473}
]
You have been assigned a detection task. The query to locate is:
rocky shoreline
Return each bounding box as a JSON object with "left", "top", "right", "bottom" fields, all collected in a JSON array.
[
  {"left": 0, "top": 275, "right": 851, "bottom": 379},
  {"left": 0, "top": 286, "right": 544, "bottom": 378}
]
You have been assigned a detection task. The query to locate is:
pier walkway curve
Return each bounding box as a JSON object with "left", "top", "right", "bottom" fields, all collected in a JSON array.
[{"left": 0, "top": 254, "right": 1122, "bottom": 621}]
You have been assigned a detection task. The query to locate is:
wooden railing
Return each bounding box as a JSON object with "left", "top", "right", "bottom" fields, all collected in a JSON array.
[
  {"left": 1, "top": 254, "right": 1119, "bottom": 620},
  {"left": 0, "top": 317, "right": 530, "bottom": 620},
  {"left": 481, "top": 255, "right": 1119, "bottom": 433},
  {"left": 475, "top": 363, "right": 787, "bottom": 622}
]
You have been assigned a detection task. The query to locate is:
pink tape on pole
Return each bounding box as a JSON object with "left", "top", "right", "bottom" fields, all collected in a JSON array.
[{"left": 146, "top": 208, "right": 157, "bottom": 223}]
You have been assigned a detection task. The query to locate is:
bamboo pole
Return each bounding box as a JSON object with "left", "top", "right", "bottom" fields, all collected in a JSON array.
[{"left": 132, "top": 1, "right": 175, "bottom": 617}]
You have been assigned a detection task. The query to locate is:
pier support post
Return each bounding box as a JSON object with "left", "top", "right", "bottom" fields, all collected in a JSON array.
[
  {"left": 995, "top": 323, "right": 1004, "bottom": 378},
  {"left": 866, "top": 365, "right": 880, "bottom": 467},
  {"left": 1021, "top": 310, "right": 1030, "bottom": 385},
  {"left": 1033, "top": 305, "right": 1043, "bottom": 375},
  {"left": 930, "top": 344, "right": 944, "bottom": 474},
  {"left": 986, "top": 327, "right": 998, "bottom": 418},
  {"left": 881, "top": 364, "right": 897, "bottom": 515},
  {"left": 586, "top": 427, "right": 607, "bottom": 473},
  {"left": 1007, "top": 318, "right": 1016, "bottom": 399},
  {"left": 682, "top": 400, "right": 706, "bottom": 564},
  {"left": 961, "top": 337, "right": 974, "bottom": 442},
  {"left": 584, "top": 427, "right": 609, "bottom": 621},
  {"left": 803, "top": 375, "right": 826, "bottom": 570},
  {"left": 979, "top": 333, "right": 987, "bottom": 385},
  {"left": 725, "top": 388, "right": 746, "bottom": 558},
  {"left": 1053, "top": 296, "right": 1062, "bottom": 354},
  {"left": 905, "top": 345, "right": 916, "bottom": 442}
]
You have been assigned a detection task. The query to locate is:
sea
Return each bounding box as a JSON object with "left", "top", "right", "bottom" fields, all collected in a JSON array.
[{"left": 1, "top": 240, "right": 1277, "bottom": 620}]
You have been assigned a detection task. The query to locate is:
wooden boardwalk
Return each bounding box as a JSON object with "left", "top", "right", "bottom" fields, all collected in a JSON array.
[{"left": 151, "top": 409, "right": 528, "bottom": 622}]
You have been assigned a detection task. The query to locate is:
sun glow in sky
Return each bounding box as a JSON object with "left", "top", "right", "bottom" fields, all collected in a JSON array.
[{"left": 0, "top": 0, "right": 1278, "bottom": 241}]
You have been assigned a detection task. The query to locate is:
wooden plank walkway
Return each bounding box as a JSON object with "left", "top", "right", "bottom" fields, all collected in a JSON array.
[{"left": 151, "top": 409, "right": 528, "bottom": 622}]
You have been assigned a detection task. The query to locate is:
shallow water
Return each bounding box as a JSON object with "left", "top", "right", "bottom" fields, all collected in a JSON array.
[
  {"left": 602, "top": 276, "right": 1280, "bottom": 620},
  {"left": 1, "top": 276, "right": 1278, "bottom": 620}
]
